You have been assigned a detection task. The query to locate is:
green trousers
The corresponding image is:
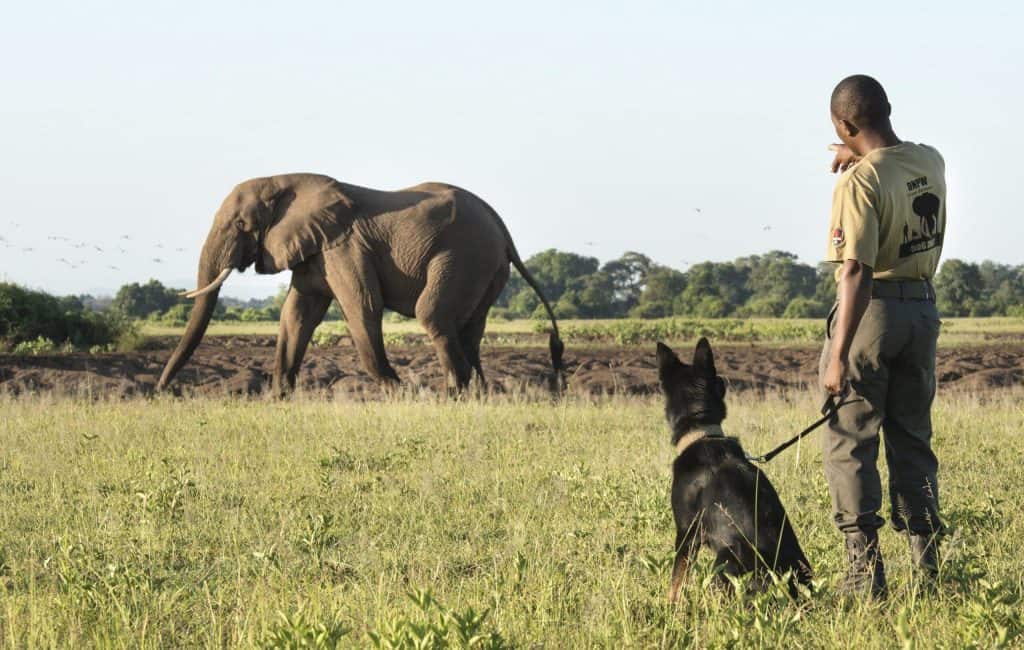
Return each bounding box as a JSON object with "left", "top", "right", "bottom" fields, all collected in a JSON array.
[{"left": 819, "top": 297, "right": 944, "bottom": 535}]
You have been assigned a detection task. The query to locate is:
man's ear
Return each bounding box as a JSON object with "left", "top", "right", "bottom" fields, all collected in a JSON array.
[
  {"left": 693, "top": 337, "right": 717, "bottom": 375},
  {"left": 656, "top": 342, "right": 680, "bottom": 374},
  {"left": 840, "top": 118, "right": 859, "bottom": 138}
]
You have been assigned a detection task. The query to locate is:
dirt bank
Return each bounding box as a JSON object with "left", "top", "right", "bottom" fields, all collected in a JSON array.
[{"left": 2, "top": 336, "right": 1022, "bottom": 399}]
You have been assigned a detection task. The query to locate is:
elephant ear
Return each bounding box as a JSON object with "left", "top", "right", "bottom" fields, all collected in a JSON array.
[{"left": 258, "top": 181, "right": 356, "bottom": 272}]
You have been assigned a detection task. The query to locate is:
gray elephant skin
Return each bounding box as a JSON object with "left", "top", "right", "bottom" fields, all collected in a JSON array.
[{"left": 157, "top": 173, "right": 563, "bottom": 394}]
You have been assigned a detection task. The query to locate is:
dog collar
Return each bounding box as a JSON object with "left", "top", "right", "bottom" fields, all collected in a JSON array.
[{"left": 674, "top": 424, "right": 725, "bottom": 456}]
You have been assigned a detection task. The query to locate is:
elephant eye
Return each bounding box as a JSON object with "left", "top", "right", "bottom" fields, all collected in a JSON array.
[{"left": 234, "top": 219, "right": 246, "bottom": 232}]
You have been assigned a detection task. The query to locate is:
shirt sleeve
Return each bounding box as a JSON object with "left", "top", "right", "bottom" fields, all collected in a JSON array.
[{"left": 826, "top": 170, "right": 879, "bottom": 267}]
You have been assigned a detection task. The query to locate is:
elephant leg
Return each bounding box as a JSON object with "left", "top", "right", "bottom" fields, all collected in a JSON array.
[
  {"left": 331, "top": 276, "right": 400, "bottom": 385},
  {"left": 459, "top": 268, "right": 509, "bottom": 387},
  {"left": 273, "top": 288, "right": 332, "bottom": 396},
  {"left": 416, "top": 274, "right": 472, "bottom": 391},
  {"left": 459, "top": 316, "right": 488, "bottom": 386}
]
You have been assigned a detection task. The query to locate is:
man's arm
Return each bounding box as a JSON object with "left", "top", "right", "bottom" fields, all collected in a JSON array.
[{"left": 823, "top": 259, "right": 873, "bottom": 394}]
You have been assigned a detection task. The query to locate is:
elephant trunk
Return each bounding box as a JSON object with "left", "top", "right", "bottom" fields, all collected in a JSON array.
[{"left": 156, "top": 248, "right": 225, "bottom": 391}]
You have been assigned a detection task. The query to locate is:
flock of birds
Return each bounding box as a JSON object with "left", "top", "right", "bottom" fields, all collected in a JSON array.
[
  {"left": 2, "top": 210, "right": 779, "bottom": 278},
  {"left": 1, "top": 221, "right": 188, "bottom": 272}
]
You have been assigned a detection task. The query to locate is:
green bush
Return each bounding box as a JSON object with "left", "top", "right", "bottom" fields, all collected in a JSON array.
[
  {"left": 311, "top": 323, "right": 349, "bottom": 347},
  {"left": 159, "top": 304, "right": 192, "bottom": 326},
  {"left": 534, "top": 317, "right": 824, "bottom": 345},
  {"left": 0, "top": 283, "right": 133, "bottom": 351},
  {"left": 783, "top": 297, "right": 830, "bottom": 319},
  {"left": 12, "top": 336, "right": 58, "bottom": 355}
]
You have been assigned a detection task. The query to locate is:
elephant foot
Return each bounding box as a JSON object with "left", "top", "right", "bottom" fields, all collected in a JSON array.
[
  {"left": 378, "top": 376, "right": 402, "bottom": 398},
  {"left": 271, "top": 377, "right": 296, "bottom": 399}
]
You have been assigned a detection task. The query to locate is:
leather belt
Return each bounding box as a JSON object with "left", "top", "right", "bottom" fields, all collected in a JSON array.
[{"left": 871, "top": 279, "right": 935, "bottom": 302}]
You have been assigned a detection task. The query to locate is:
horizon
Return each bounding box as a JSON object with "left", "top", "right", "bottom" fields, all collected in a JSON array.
[
  {"left": 2, "top": 2, "right": 1022, "bottom": 299},
  {"left": 2, "top": 245, "right": 1019, "bottom": 301}
]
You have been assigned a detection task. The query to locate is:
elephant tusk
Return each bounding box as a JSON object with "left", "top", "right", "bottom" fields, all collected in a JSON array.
[{"left": 181, "top": 268, "right": 233, "bottom": 299}]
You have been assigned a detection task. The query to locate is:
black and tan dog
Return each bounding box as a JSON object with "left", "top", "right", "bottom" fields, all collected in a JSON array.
[{"left": 657, "top": 339, "right": 812, "bottom": 602}]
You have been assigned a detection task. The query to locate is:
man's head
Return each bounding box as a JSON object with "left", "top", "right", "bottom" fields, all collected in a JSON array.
[{"left": 830, "top": 75, "right": 892, "bottom": 151}]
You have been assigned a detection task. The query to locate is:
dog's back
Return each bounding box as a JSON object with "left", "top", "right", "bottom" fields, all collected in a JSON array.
[{"left": 658, "top": 340, "right": 811, "bottom": 601}]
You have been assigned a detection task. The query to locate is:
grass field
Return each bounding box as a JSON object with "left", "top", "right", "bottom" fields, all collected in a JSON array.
[
  {"left": 1, "top": 391, "right": 1022, "bottom": 647},
  {"left": 139, "top": 316, "right": 1024, "bottom": 348}
]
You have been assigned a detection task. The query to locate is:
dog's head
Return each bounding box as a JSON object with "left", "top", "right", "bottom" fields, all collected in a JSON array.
[{"left": 656, "top": 338, "right": 727, "bottom": 440}]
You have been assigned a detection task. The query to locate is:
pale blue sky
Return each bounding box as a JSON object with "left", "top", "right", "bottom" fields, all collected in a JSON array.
[{"left": 1, "top": 1, "right": 1021, "bottom": 298}]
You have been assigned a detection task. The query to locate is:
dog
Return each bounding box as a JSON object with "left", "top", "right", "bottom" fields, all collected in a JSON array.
[{"left": 657, "top": 338, "right": 812, "bottom": 602}]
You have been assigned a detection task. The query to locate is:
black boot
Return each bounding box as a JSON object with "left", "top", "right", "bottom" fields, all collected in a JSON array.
[
  {"left": 839, "top": 529, "right": 887, "bottom": 599},
  {"left": 909, "top": 532, "right": 940, "bottom": 579}
]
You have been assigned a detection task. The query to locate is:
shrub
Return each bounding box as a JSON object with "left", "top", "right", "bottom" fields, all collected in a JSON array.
[
  {"left": 159, "top": 304, "right": 192, "bottom": 326},
  {"left": 783, "top": 297, "right": 829, "bottom": 319},
  {"left": 311, "top": 323, "right": 349, "bottom": 347},
  {"left": 12, "top": 336, "right": 57, "bottom": 355},
  {"left": 0, "top": 283, "right": 133, "bottom": 351}
]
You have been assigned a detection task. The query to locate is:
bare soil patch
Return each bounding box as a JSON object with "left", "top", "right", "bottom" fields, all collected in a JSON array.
[{"left": 2, "top": 336, "right": 1022, "bottom": 399}]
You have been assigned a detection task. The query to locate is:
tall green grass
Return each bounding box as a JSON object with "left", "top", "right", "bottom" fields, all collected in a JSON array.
[{"left": 0, "top": 391, "right": 1021, "bottom": 647}]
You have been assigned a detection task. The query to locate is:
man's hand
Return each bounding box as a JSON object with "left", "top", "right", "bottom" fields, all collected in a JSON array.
[
  {"left": 829, "top": 143, "right": 861, "bottom": 173},
  {"left": 825, "top": 260, "right": 873, "bottom": 396},
  {"left": 823, "top": 355, "right": 849, "bottom": 395}
]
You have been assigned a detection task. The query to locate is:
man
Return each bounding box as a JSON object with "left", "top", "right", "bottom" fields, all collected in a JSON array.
[{"left": 821, "top": 75, "right": 946, "bottom": 598}]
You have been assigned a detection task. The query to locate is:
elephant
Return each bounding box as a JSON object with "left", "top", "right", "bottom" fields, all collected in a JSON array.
[{"left": 157, "top": 173, "right": 564, "bottom": 395}]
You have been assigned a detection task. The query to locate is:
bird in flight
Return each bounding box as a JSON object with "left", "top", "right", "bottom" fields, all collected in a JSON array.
[
  {"left": 152, "top": 258, "right": 164, "bottom": 263},
  {"left": 108, "top": 265, "right": 119, "bottom": 271}
]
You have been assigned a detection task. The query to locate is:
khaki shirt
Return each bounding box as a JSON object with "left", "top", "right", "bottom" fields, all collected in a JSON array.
[{"left": 826, "top": 142, "right": 946, "bottom": 281}]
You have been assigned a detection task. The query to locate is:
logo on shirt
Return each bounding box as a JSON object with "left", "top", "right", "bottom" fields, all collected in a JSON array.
[
  {"left": 899, "top": 191, "right": 943, "bottom": 258},
  {"left": 906, "top": 176, "right": 928, "bottom": 191},
  {"left": 831, "top": 228, "right": 845, "bottom": 248}
]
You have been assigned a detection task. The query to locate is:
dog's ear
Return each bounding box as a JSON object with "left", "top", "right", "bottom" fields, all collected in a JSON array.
[
  {"left": 656, "top": 342, "right": 680, "bottom": 375},
  {"left": 693, "top": 337, "right": 717, "bottom": 376},
  {"left": 715, "top": 376, "right": 727, "bottom": 398}
]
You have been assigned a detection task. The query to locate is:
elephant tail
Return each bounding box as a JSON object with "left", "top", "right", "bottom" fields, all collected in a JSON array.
[
  {"left": 507, "top": 247, "right": 565, "bottom": 375},
  {"left": 467, "top": 189, "right": 564, "bottom": 378}
]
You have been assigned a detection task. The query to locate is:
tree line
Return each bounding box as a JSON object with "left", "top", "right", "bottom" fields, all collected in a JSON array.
[
  {"left": 9, "top": 250, "right": 1020, "bottom": 338},
  {"left": 495, "top": 250, "right": 1024, "bottom": 319}
]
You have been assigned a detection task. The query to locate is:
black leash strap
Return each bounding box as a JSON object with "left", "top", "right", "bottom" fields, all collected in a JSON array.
[{"left": 746, "top": 395, "right": 863, "bottom": 464}]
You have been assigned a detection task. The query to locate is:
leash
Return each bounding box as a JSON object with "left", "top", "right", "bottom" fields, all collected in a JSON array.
[{"left": 745, "top": 394, "right": 863, "bottom": 464}]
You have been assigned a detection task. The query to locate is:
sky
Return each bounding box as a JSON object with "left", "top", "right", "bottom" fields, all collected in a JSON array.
[{"left": 1, "top": 0, "right": 1021, "bottom": 299}]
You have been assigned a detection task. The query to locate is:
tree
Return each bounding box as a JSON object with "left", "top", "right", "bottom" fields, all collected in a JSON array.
[
  {"left": 520, "top": 249, "right": 600, "bottom": 297},
  {"left": 571, "top": 271, "right": 618, "bottom": 317},
  {"left": 783, "top": 297, "right": 826, "bottom": 318},
  {"left": 673, "top": 262, "right": 751, "bottom": 317},
  {"left": 502, "top": 249, "right": 599, "bottom": 317},
  {"left": 600, "top": 252, "right": 654, "bottom": 314},
  {"left": 111, "top": 279, "right": 186, "bottom": 319},
  {"left": 632, "top": 266, "right": 687, "bottom": 318},
  {"left": 934, "top": 259, "right": 983, "bottom": 317}
]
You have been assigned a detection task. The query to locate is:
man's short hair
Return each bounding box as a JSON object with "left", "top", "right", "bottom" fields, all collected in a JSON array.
[{"left": 831, "top": 75, "right": 890, "bottom": 128}]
